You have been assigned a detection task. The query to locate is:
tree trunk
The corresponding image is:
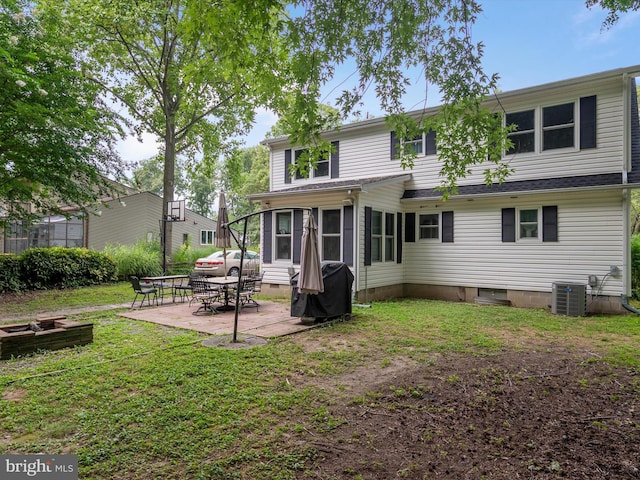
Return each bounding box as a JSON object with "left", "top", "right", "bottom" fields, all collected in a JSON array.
[{"left": 162, "top": 114, "right": 176, "bottom": 270}]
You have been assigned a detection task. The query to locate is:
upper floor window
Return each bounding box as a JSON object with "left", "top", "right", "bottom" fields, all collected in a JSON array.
[
  {"left": 391, "top": 130, "right": 437, "bottom": 159},
  {"left": 505, "top": 98, "right": 594, "bottom": 155},
  {"left": 275, "top": 211, "right": 292, "bottom": 260},
  {"left": 542, "top": 102, "right": 575, "bottom": 150},
  {"left": 294, "top": 149, "right": 329, "bottom": 179},
  {"left": 506, "top": 110, "right": 535, "bottom": 154}
]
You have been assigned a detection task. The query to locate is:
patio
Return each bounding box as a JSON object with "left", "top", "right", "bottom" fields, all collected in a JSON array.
[{"left": 120, "top": 299, "right": 319, "bottom": 338}]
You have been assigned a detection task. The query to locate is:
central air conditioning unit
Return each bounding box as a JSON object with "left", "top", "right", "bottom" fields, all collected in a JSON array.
[{"left": 551, "top": 282, "right": 587, "bottom": 316}]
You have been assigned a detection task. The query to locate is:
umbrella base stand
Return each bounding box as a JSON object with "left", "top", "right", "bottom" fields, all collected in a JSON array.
[{"left": 300, "top": 316, "right": 316, "bottom": 325}]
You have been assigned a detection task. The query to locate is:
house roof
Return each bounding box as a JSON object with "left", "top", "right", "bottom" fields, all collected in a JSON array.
[
  {"left": 248, "top": 174, "right": 412, "bottom": 200},
  {"left": 263, "top": 65, "right": 640, "bottom": 149}
]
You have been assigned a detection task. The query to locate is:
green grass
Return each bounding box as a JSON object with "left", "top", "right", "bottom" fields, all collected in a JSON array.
[
  {"left": 0, "top": 288, "right": 638, "bottom": 478},
  {"left": 0, "top": 282, "right": 132, "bottom": 318}
]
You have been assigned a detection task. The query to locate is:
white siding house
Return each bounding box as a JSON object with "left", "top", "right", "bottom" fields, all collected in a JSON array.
[{"left": 250, "top": 66, "right": 640, "bottom": 314}]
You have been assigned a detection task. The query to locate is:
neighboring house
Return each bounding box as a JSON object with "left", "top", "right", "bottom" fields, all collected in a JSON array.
[
  {"left": 1, "top": 190, "right": 219, "bottom": 255},
  {"left": 249, "top": 65, "right": 640, "bottom": 314}
]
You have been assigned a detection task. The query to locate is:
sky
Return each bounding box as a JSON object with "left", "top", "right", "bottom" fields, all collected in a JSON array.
[{"left": 115, "top": 0, "right": 640, "bottom": 161}]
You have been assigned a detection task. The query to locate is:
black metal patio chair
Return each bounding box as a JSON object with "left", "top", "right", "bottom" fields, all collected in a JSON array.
[{"left": 130, "top": 276, "right": 158, "bottom": 308}]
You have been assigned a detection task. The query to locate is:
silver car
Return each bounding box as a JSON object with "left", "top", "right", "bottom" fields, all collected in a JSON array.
[{"left": 194, "top": 249, "right": 260, "bottom": 277}]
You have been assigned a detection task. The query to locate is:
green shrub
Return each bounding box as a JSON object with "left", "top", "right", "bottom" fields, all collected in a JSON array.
[
  {"left": 19, "top": 247, "right": 116, "bottom": 290},
  {"left": 632, "top": 234, "right": 640, "bottom": 298},
  {"left": 170, "top": 242, "right": 216, "bottom": 274},
  {"left": 103, "top": 240, "right": 163, "bottom": 280},
  {"left": 0, "top": 254, "right": 25, "bottom": 292}
]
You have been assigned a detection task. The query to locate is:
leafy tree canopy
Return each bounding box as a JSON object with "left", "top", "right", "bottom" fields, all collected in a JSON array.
[
  {"left": 0, "top": 0, "right": 126, "bottom": 227},
  {"left": 38, "top": 0, "right": 511, "bottom": 210},
  {"left": 586, "top": 0, "right": 640, "bottom": 28}
]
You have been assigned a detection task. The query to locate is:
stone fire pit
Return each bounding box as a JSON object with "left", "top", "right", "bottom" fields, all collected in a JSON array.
[{"left": 0, "top": 316, "right": 93, "bottom": 360}]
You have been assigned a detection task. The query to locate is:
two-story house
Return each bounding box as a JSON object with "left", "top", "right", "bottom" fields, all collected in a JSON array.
[{"left": 249, "top": 66, "right": 640, "bottom": 314}]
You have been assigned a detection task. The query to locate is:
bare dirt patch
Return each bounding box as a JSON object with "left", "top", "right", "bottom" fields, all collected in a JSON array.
[{"left": 296, "top": 348, "right": 640, "bottom": 479}]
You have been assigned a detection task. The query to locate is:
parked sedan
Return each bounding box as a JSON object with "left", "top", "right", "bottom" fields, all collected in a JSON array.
[{"left": 194, "top": 249, "right": 260, "bottom": 277}]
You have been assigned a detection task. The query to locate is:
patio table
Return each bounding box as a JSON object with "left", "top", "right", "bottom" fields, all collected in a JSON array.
[
  {"left": 141, "top": 275, "right": 189, "bottom": 304},
  {"left": 204, "top": 277, "right": 241, "bottom": 312}
]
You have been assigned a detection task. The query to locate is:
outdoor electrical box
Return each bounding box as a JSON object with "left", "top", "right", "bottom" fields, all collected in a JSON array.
[{"left": 551, "top": 282, "right": 587, "bottom": 317}]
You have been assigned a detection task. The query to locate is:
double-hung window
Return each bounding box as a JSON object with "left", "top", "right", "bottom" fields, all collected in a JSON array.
[
  {"left": 543, "top": 102, "right": 575, "bottom": 150},
  {"left": 371, "top": 210, "right": 383, "bottom": 262},
  {"left": 321, "top": 209, "right": 341, "bottom": 261},
  {"left": 419, "top": 214, "right": 439, "bottom": 240},
  {"left": 506, "top": 110, "right": 535, "bottom": 154},
  {"left": 519, "top": 209, "right": 539, "bottom": 239},
  {"left": 294, "top": 149, "right": 329, "bottom": 179},
  {"left": 384, "top": 213, "right": 395, "bottom": 261},
  {"left": 391, "top": 130, "right": 437, "bottom": 158},
  {"left": 275, "top": 211, "right": 292, "bottom": 260}
]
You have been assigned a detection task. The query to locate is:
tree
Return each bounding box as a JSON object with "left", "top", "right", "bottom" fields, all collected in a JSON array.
[
  {"left": 220, "top": 145, "right": 270, "bottom": 246},
  {"left": 586, "top": 0, "right": 640, "bottom": 28},
  {"left": 39, "top": 0, "right": 512, "bottom": 255},
  {"left": 0, "top": 0, "right": 125, "bottom": 228}
]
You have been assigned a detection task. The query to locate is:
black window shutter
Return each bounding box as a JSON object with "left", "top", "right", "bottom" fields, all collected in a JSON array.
[
  {"left": 425, "top": 130, "right": 437, "bottom": 156},
  {"left": 502, "top": 208, "right": 516, "bottom": 243},
  {"left": 442, "top": 211, "right": 454, "bottom": 243},
  {"left": 284, "top": 149, "right": 292, "bottom": 184},
  {"left": 263, "top": 211, "right": 272, "bottom": 263},
  {"left": 390, "top": 131, "right": 397, "bottom": 159},
  {"left": 364, "top": 206, "right": 372, "bottom": 266},
  {"left": 293, "top": 209, "right": 303, "bottom": 264},
  {"left": 542, "top": 205, "right": 558, "bottom": 242},
  {"left": 580, "top": 96, "right": 597, "bottom": 150},
  {"left": 396, "top": 212, "right": 403, "bottom": 263},
  {"left": 405, "top": 212, "right": 416, "bottom": 242},
  {"left": 312, "top": 208, "right": 318, "bottom": 223},
  {"left": 343, "top": 205, "right": 354, "bottom": 266},
  {"left": 330, "top": 141, "right": 339, "bottom": 179}
]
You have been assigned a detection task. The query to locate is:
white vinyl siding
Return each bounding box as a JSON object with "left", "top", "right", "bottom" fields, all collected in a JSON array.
[
  {"left": 403, "top": 191, "right": 624, "bottom": 296},
  {"left": 269, "top": 76, "right": 624, "bottom": 193}
]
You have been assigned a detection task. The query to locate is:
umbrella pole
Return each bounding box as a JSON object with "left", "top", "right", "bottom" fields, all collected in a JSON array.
[{"left": 232, "top": 216, "right": 249, "bottom": 343}]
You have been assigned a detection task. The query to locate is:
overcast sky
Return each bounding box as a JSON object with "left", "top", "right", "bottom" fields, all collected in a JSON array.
[{"left": 116, "top": 0, "right": 640, "bottom": 160}]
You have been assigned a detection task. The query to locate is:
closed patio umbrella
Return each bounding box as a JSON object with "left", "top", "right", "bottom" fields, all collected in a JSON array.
[
  {"left": 298, "top": 213, "right": 324, "bottom": 295},
  {"left": 215, "top": 192, "right": 232, "bottom": 278}
]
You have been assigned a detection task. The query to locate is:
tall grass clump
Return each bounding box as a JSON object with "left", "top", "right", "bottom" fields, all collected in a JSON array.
[
  {"left": 170, "top": 240, "right": 217, "bottom": 273},
  {"left": 104, "top": 240, "right": 163, "bottom": 280}
]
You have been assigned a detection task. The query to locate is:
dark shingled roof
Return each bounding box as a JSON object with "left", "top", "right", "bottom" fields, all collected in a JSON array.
[
  {"left": 261, "top": 174, "right": 411, "bottom": 195},
  {"left": 402, "top": 173, "right": 623, "bottom": 200}
]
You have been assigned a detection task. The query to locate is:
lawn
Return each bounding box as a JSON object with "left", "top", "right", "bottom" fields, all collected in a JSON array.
[{"left": 0, "top": 286, "right": 638, "bottom": 479}]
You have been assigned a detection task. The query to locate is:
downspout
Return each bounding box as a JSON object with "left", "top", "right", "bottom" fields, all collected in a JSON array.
[
  {"left": 622, "top": 72, "right": 632, "bottom": 304},
  {"left": 621, "top": 294, "right": 640, "bottom": 314}
]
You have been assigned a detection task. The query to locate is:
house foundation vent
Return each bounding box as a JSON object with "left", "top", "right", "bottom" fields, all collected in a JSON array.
[{"left": 551, "top": 282, "right": 586, "bottom": 317}]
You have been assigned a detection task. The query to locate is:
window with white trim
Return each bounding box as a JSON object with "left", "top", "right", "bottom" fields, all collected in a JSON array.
[
  {"left": 275, "top": 211, "right": 292, "bottom": 260},
  {"left": 543, "top": 102, "right": 575, "bottom": 150},
  {"left": 321, "top": 209, "right": 341, "bottom": 261},
  {"left": 200, "top": 230, "right": 214, "bottom": 245},
  {"left": 384, "top": 212, "right": 395, "bottom": 262},
  {"left": 294, "top": 149, "right": 329, "bottom": 179},
  {"left": 519, "top": 208, "right": 539, "bottom": 239},
  {"left": 506, "top": 109, "right": 535, "bottom": 154},
  {"left": 371, "top": 210, "right": 383, "bottom": 262},
  {"left": 419, "top": 213, "right": 439, "bottom": 240}
]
